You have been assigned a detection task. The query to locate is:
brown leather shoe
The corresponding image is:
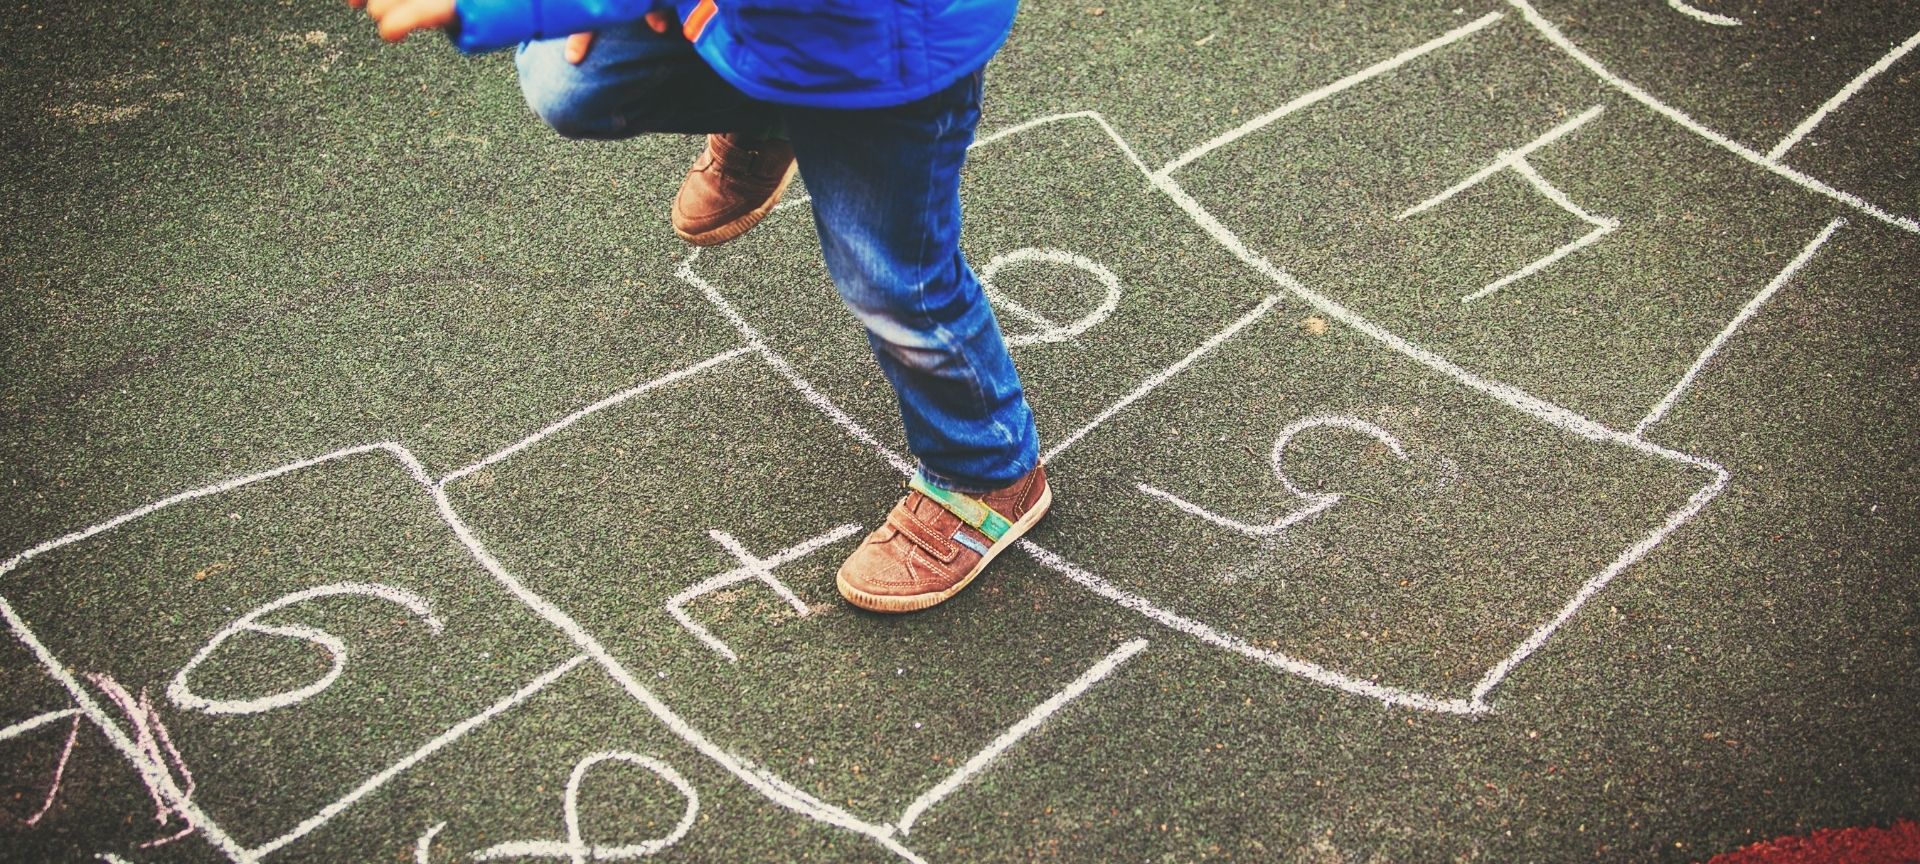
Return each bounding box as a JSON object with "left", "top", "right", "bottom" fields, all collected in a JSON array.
[
  {"left": 670, "top": 133, "right": 798, "bottom": 247},
  {"left": 836, "top": 464, "right": 1051, "bottom": 613}
]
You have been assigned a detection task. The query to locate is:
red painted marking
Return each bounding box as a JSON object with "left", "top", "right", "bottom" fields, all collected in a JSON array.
[{"left": 1705, "top": 820, "right": 1920, "bottom": 864}]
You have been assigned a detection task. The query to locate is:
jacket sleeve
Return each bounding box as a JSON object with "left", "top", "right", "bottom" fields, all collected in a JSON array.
[{"left": 450, "top": 0, "right": 666, "bottom": 53}]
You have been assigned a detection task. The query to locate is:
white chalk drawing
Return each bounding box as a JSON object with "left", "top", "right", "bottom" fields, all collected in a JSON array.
[
  {"left": 416, "top": 821, "right": 447, "bottom": 864},
  {"left": 4, "top": 4, "right": 1898, "bottom": 857},
  {"left": 694, "top": 106, "right": 1734, "bottom": 720},
  {"left": 1507, "top": 0, "right": 1920, "bottom": 234},
  {"left": 168, "top": 583, "right": 444, "bottom": 715},
  {"left": 1137, "top": 416, "right": 1411, "bottom": 538},
  {"left": 665, "top": 524, "right": 863, "bottom": 662},
  {"left": 1766, "top": 28, "right": 1920, "bottom": 163},
  {"left": 1667, "top": 0, "right": 1742, "bottom": 27},
  {"left": 895, "top": 638, "right": 1147, "bottom": 836},
  {"left": 1397, "top": 105, "right": 1621, "bottom": 303},
  {"left": 0, "top": 707, "right": 82, "bottom": 826},
  {"left": 1634, "top": 217, "right": 1844, "bottom": 436},
  {"left": 977, "top": 248, "right": 1123, "bottom": 346},
  {"left": 470, "top": 751, "right": 698, "bottom": 862}
]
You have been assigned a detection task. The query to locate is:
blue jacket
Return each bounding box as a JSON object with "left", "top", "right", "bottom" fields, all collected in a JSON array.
[{"left": 452, "top": 0, "right": 1019, "bottom": 109}]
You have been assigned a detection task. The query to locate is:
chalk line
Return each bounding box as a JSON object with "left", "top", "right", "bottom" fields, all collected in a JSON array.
[
  {"left": 678, "top": 250, "right": 917, "bottom": 476},
  {"left": 440, "top": 346, "right": 754, "bottom": 486},
  {"left": 667, "top": 525, "right": 863, "bottom": 662},
  {"left": 1634, "top": 217, "right": 1846, "bottom": 437},
  {"left": 168, "top": 582, "right": 443, "bottom": 715},
  {"left": 1470, "top": 458, "right": 1729, "bottom": 704},
  {"left": 1397, "top": 105, "right": 1606, "bottom": 219},
  {"left": 1507, "top": 0, "right": 1920, "bottom": 235},
  {"left": 416, "top": 822, "right": 446, "bottom": 864},
  {"left": 1, "top": 709, "right": 81, "bottom": 826},
  {"left": 1767, "top": 28, "right": 1920, "bottom": 162},
  {"left": 1018, "top": 541, "right": 1480, "bottom": 713},
  {"left": 1157, "top": 11, "right": 1506, "bottom": 178},
  {"left": 0, "top": 442, "right": 432, "bottom": 587},
  {"left": 977, "top": 248, "right": 1124, "bottom": 346},
  {"left": 1461, "top": 158, "right": 1620, "bottom": 303},
  {"left": 246, "top": 654, "right": 590, "bottom": 860},
  {"left": 470, "top": 751, "right": 698, "bottom": 862},
  {"left": 1666, "top": 0, "right": 1741, "bottom": 27},
  {"left": 896, "top": 638, "right": 1148, "bottom": 835},
  {"left": 0, "top": 706, "right": 82, "bottom": 742},
  {"left": 1391, "top": 106, "right": 1618, "bottom": 303},
  {"left": 1137, "top": 415, "right": 1408, "bottom": 538},
  {"left": 1042, "top": 295, "right": 1282, "bottom": 465}
]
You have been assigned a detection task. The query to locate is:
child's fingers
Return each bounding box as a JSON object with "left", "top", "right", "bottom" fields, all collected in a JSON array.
[
  {"left": 565, "top": 32, "right": 594, "bottom": 64},
  {"left": 375, "top": 0, "right": 455, "bottom": 41},
  {"left": 644, "top": 9, "right": 672, "bottom": 34},
  {"left": 365, "top": 0, "right": 403, "bottom": 18}
]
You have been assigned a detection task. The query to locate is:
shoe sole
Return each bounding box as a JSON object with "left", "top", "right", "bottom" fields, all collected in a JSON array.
[
  {"left": 836, "top": 483, "right": 1053, "bottom": 614},
  {"left": 672, "top": 161, "right": 799, "bottom": 248}
]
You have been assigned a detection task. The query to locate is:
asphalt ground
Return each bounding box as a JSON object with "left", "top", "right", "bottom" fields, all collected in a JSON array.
[{"left": 2, "top": 1, "right": 1916, "bottom": 861}]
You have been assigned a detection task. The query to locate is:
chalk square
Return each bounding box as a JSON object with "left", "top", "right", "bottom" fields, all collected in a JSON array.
[
  {"left": 447, "top": 358, "right": 1156, "bottom": 837},
  {"left": 0, "top": 448, "right": 583, "bottom": 855},
  {"left": 1162, "top": 21, "right": 1839, "bottom": 429},
  {"left": 683, "top": 112, "right": 1276, "bottom": 458},
  {"left": 1033, "top": 303, "right": 1718, "bottom": 704}
]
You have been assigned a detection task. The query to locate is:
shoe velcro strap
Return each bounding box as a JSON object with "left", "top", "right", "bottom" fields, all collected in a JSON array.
[
  {"left": 909, "top": 473, "right": 1013, "bottom": 542},
  {"left": 888, "top": 506, "right": 960, "bottom": 563}
]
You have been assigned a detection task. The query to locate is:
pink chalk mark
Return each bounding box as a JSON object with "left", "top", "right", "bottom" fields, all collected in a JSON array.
[
  {"left": 85, "top": 673, "right": 198, "bottom": 848},
  {"left": 20, "top": 713, "right": 82, "bottom": 826}
]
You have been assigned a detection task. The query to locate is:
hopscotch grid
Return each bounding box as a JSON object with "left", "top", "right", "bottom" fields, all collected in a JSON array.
[
  {"left": 1633, "top": 217, "right": 1847, "bottom": 437},
  {"left": 1506, "top": 0, "right": 1920, "bottom": 234},
  {"left": 680, "top": 107, "right": 1732, "bottom": 714},
  {"left": 9, "top": 7, "right": 1864, "bottom": 850}
]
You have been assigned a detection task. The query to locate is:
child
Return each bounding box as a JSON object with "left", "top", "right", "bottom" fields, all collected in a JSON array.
[{"left": 350, "top": 0, "right": 1050, "bottom": 613}]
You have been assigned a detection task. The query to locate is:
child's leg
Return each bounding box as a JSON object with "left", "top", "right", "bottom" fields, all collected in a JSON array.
[
  {"left": 783, "top": 70, "right": 1040, "bottom": 494},
  {"left": 515, "top": 20, "right": 776, "bottom": 138}
]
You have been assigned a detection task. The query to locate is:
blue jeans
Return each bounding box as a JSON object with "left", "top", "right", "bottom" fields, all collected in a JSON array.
[{"left": 517, "top": 23, "right": 1040, "bottom": 494}]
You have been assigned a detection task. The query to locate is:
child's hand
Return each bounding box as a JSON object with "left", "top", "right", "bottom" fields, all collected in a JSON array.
[
  {"left": 563, "top": 11, "right": 671, "bottom": 65},
  {"left": 348, "top": 0, "right": 455, "bottom": 43}
]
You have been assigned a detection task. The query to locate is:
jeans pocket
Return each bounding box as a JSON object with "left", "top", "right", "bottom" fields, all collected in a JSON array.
[{"left": 724, "top": 0, "right": 898, "bottom": 93}]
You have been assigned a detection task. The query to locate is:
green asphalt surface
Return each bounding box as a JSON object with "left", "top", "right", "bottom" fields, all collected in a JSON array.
[{"left": 3, "top": 1, "right": 1917, "bottom": 861}]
